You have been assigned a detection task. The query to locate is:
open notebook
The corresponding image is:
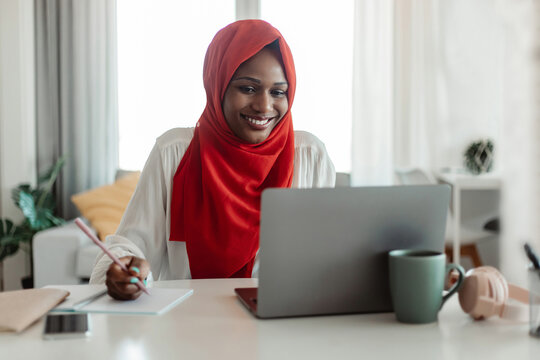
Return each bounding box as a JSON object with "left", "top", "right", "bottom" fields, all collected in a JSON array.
[{"left": 46, "top": 284, "right": 193, "bottom": 315}]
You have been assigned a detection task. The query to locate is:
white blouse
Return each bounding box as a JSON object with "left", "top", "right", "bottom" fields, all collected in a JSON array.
[{"left": 89, "top": 128, "right": 335, "bottom": 283}]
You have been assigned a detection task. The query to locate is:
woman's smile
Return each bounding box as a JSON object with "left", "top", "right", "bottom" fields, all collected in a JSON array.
[
  {"left": 222, "top": 46, "right": 289, "bottom": 144},
  {"left": 242, "top": 114, "right": 274, "bottom": 129}
]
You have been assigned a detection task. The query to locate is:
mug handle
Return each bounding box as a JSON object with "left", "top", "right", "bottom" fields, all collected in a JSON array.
[{"left": 441, "top": 263, "right": 465, "bottom": 307}]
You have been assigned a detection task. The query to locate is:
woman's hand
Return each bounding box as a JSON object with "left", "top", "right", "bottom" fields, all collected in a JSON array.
[{"left": 105, "top": 256, "right": 150, "bottom": 300}]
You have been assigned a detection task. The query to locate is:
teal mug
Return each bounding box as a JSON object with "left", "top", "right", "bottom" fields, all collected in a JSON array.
[{"left": 389, "top": 249, "right": 465, "bottom": 324}]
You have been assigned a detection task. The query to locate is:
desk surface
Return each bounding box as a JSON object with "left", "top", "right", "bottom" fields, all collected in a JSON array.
[{"left": 2, "top": 279, "right": 538, "bottom": 360}]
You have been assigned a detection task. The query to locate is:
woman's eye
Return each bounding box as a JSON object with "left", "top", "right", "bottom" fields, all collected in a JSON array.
[
  {"left": 239, "top": 86, "right": 256, "bottom": 94},
  {"left": 271, "top": 89, "right": 286, "bottom": 97}
]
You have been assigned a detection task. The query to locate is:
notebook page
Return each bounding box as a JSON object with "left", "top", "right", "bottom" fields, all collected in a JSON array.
[
  {"left": 45, "top": 284, "right": 107, "bottom": 311},
  {"left": 81, "top": 288, "right": 193, "bottom": 315}
]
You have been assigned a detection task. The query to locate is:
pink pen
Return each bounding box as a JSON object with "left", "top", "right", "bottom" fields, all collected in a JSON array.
[{"left": 74, "top": 217, "right": 150, "bottom": 295}]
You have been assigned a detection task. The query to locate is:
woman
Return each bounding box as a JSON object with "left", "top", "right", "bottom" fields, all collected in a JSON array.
[{"left": 90, "top": 20, "right": 335, "bottom": 300}]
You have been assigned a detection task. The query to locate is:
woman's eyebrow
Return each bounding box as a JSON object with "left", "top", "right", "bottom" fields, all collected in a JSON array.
[
  {"left": 232, "top": 76, "right": 288, "bottom": 86},
  {"left": 232, "top": 76, "right": 261, "bottom": 83}
]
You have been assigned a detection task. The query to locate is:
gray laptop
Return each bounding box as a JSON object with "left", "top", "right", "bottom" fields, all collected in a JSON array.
[{"left": 235, "top": 185, "right": 450, "bottom": 318}]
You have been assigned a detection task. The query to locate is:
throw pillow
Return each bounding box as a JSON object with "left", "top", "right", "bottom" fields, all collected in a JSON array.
[{"left": 71, "top": 172, "right": 140, "bottom": 240}]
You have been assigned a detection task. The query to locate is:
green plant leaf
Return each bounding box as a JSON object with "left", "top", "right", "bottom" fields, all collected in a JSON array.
[
  {"left": 4, "top": 219, "right": 14, "bottom": 234},
  {"left": 39, "top": 192, "right": 56, "bottom": 211},
  {"left": 37, "top": 155, "right": 67, "bottom": 210},
  {"left": 0, "top": 243, "right": 20, "bottom": 262},
  {"left": 1, "top": 156, "right": 67, "bottom": 263},
  {"left": 0, "top": 219, "right": 26, "bottom": 263},
  {"left": 11, "top": 184, "right": 31, "bottom": 209},
  {"left": 35, "top": 208, "right": 56, "bottom": 230},
  {"left": 17, "top": 192, "right": 39, "bottom": 229},
  {"left": 37, "top": 155, "right": 67, "bottom": 187},
  {"left": 15, "top": 224, "right": 34, "bottom": 244},
  {"left": 46, "top": 213, "right": 65, "bottom": 227},
  {"left": 0, "top": 234, "right": 22, "bottom": 246}
]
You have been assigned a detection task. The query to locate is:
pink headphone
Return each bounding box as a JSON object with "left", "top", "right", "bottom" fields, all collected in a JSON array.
[{"left": 455, "top": 266, "right": 529, "bottom": 321}]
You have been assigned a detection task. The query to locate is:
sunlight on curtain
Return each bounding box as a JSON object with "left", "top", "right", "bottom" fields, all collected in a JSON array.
[
  {"left": 117, "top": 0, "right": 235, "bottom": 170},
  {"left": 351, "top": 0, "right": 394, "bottom": 185},
  {"left": 261, "top": 0, "right": 354, "bottom": 173}
]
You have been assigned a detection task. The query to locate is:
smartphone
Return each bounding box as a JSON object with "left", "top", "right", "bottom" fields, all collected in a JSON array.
[{"left": 42, "top": 313, "right": 91, "bottom": 340}]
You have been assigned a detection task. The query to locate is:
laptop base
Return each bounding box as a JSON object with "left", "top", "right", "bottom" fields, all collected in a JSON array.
[{"left": 235, "top": 287, "right": 258, "bottom": 316}]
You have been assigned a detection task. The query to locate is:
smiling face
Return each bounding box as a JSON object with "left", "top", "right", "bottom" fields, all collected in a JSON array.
[{"left": 222, "top": 47, "right": 289, "bottom": 144}]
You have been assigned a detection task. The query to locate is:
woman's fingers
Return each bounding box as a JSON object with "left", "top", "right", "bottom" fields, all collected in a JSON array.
[
  {"left": 106, "top": 278, "right": 142, "bottom": 301},
  {"left": 105, "top": 256, "right": 148, "bottom": 300},
  {"left": 127, "top": 257, "right": 151, "bottom": 282}
]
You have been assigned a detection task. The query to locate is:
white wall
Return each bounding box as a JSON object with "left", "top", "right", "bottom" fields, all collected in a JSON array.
[
  {"left": 435, "top": 0, "right": 540, "bottom": 286},
  {"left": 499, "top": 0, "right": 540, "bottom": 286},
  {"left": 437, "top": 0, "right": 504, "bottom": 169},
  {"left": 0, "top": 0, "right": 36, "bottom": 290}
]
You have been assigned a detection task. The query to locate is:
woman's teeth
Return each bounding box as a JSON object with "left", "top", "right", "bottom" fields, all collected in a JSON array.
[{"left": 245, "top": 116, "right": 270, "bottom": 125}]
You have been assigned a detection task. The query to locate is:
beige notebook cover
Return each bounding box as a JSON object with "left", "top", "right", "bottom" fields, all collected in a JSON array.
[{"left": 0, "top": 288, "right": 69, "bottom": 332}]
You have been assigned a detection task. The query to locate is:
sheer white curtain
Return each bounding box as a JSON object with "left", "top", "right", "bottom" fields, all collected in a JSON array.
[
  {"left": 351, "top": 0, "right": 394, "bottom": 185},
  {"left": 500, "top": 0, "right": 540, "bottom": 285},
  {"left": 352, "top": 0, "right": 504, "bottom": 185},
  {"left": 437, "top": 1, "right": 504, "bottom": 168},
  {"left": 352, "top": 0, "right": 538, "bottom": 284},
  {"left": 35, "top": 0, "right": 119, "bottom": 218},
  {"left": 392, "top": 1, "right": 443, "bottom": 173},
  {"left": 117, "top": 0, "right": 235, "bottom": 171},
  {"left": 351, "top": 0, "right": 442, "bottom": 186},
  {"left": 261, "top": 0, "right": 354, "bottom": 173}
]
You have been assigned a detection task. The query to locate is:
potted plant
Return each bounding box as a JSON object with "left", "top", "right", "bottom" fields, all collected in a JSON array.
[
  {"left": 0, "top": 156, "right": 66, "bottom": 289},
  {"left": 463, "top": 139, "right": 494, "bottom": 175}
]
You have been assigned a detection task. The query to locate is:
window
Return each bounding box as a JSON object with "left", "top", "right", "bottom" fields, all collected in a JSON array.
[
  {"left": 117, "top": 0, "right": 235, "bottom": 170},
  {"left": 118, "top": 0, "right": 353, "bottom": 172},
  {"left": 261, "top": 0, "right": 354, "bottom": 172}
]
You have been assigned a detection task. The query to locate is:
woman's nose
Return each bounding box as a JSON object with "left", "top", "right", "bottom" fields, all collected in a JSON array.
[{"left": 252, "top": 92, "right": 273, "bottom": 113}]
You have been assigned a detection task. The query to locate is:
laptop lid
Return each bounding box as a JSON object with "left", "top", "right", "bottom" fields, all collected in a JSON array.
[{"left": 252, "top": 185, "right": 450, "bottom": 318}]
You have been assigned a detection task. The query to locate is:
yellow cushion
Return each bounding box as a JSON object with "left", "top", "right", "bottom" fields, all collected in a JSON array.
[{"left": 71, "top": 172, "right": 140, "bottom": 241}]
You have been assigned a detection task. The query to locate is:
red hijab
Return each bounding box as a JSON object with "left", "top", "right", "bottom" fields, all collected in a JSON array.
[{"left": 169, "top": 20, "right": 296, "bottom": 278}]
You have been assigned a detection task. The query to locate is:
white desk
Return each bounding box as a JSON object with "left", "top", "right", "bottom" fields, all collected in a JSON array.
[
  {"left": 436, "top": 172, "right": 501, "bottom": 265},
  {"left": 2, "top": 279, "right": 537, "bottom": 360}
]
